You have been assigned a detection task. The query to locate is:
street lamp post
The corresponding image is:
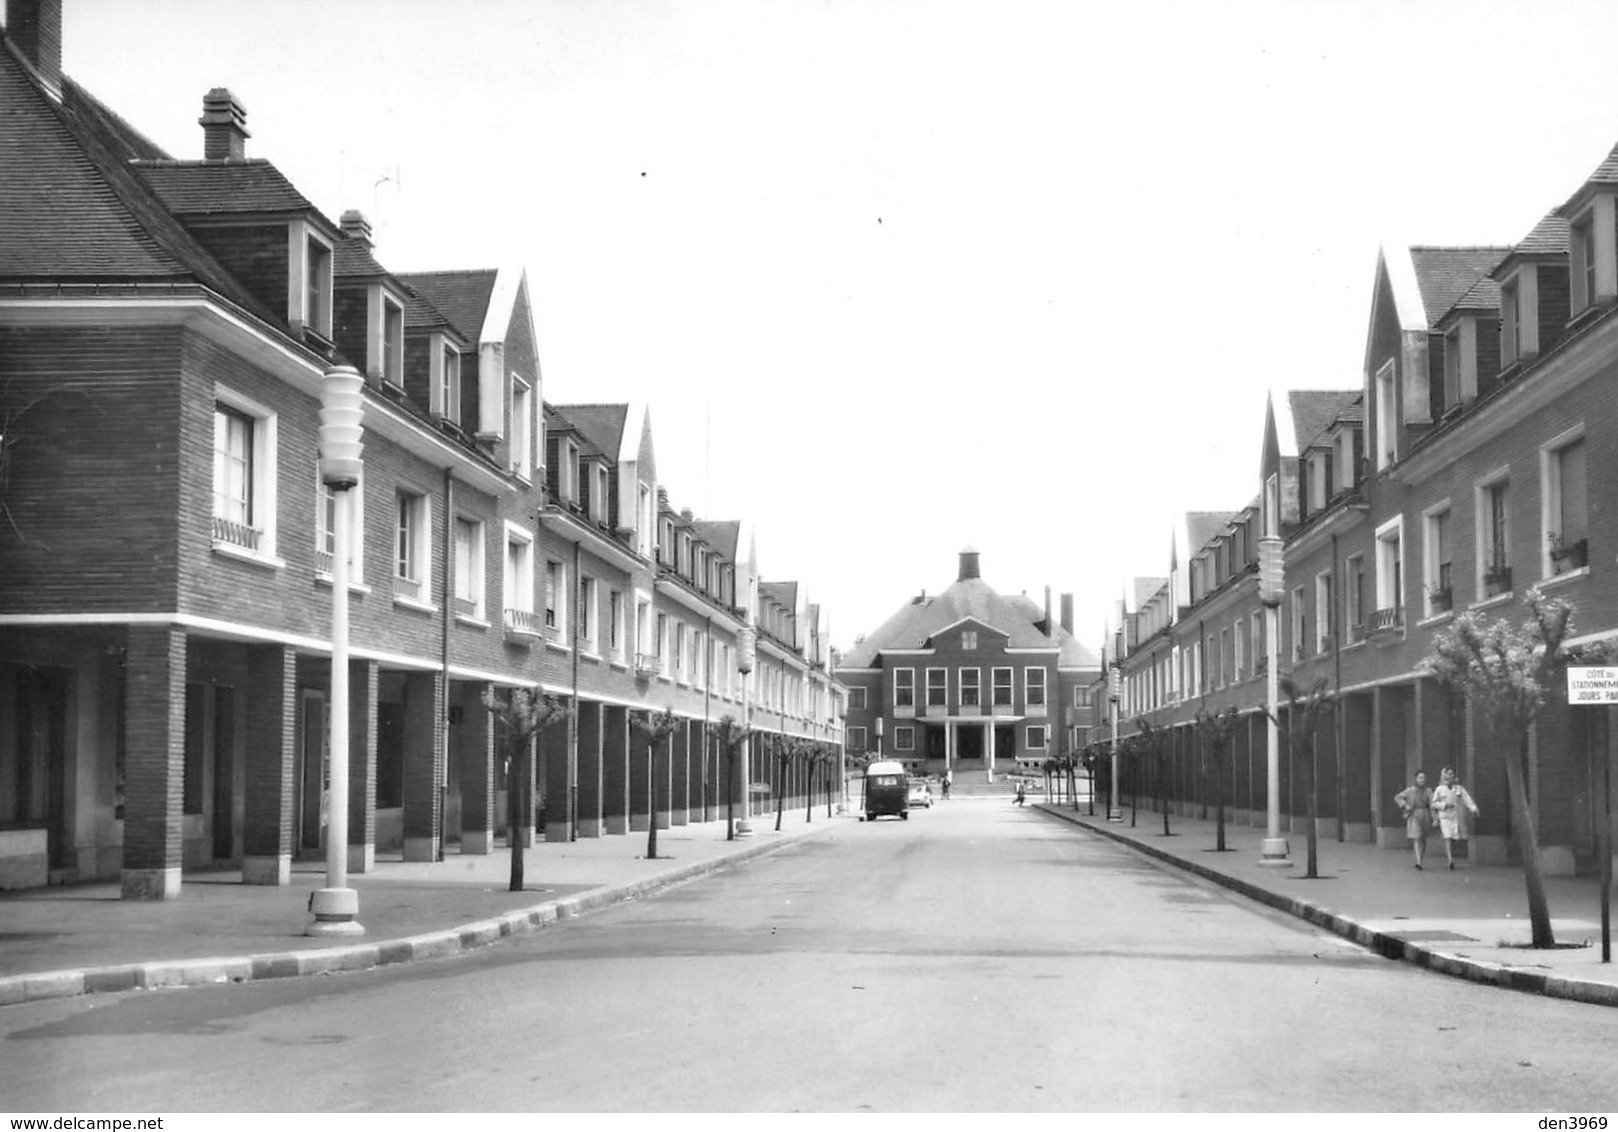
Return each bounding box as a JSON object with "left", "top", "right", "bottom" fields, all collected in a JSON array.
[
  {"left": 736, "top": 625, "right": 755, "bottom": 836},
  {"left": 309, "top": 365, "right": 366, "bottom": 936},
  {"left": 1107, "top": 664, "right": 1122, "bottom": 822},
  {"left": 1258, "top": 534, "right": 1291, "bottom": 868}
]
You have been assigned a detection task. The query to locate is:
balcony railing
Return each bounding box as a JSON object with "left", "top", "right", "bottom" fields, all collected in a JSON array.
[
  {"left": 504, "top": 607, "right": 540, "bottom": 638},
  {"left": 634, "top": 651, "right": 662, "bottom": 677},
  {"left": 1369, "top": 606, "right": 1403, "bottom": 634},
  {"left": 1484, "top": 565, "right": 1513, "bottom": 597},
  {"left": 213, "top": 515, "right": 262, "bottom": 551}
]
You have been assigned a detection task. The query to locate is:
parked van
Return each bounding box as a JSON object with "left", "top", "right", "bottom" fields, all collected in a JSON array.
[{"left": 862, "top": 760, "right": 910, "bottom": 821}]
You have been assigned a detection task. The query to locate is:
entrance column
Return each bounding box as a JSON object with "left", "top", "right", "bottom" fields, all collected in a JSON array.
[
  {"left": 577, "top": 701, "right": 604, "bottom": 838},
  {"left": 603, "top": 705, "right": 629, "bottom": 834},
  {"left": 986, "top": 719, "right": 996, "bottom": 781},
  {"left": 402, "top": 670, "right": 444, "bottom": 862},
  {"left": 121, "top": 625, "right": 187, "bottom": 900},
  {"left": 243, "top": 643, "right": 296, "bottom": 886},
  {"left": 542, "top": 705, "right": 572, "bottom": 843},
  {"left": 458, "top": 681, "right": 496, "bottom": 855},
  {"left": 349, "top": 659, "right": 379, "bottom": 871}
]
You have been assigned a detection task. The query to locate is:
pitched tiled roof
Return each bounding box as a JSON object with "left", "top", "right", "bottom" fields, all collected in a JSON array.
[
  {"left": 135, "top": 159, "right": 326, "bottom": 218},
  {"left": 1288, "top": 390, "right": 1360, "bottom": 450},
  {"left": 1186, "top": 511, "right": 1238, "bottom": 555},
  {"left": 1408, "top": 247, "right": 1510, "bottom": 325},
  {"left": 554, "top": 404, "right": 629, "bottom": 464},
  {"left": 689, "top": 519, "right": 739, "bottom": 561},
  {"left": 761, "top": 580, "right": 797, "bottom": 610},
  {"left": 1443, "top": 273, "right": 1502, "bottom": 318},
  {"left": 401, "top": 286, "right": 462, "bottom": 338},
  {"left": 1132, "top": 577, "right": 1167, "bottom": 610},
  {"left": 396, "top": 270, "right": 498, "bottom": 345},
  {"left": 841, "top": 573, "right": 1061, "bottom": 668},
  {"left": 1509, "top": 211, "right": 1570, "bottom": 260},
  {"left": 334, "top": 235, "right": 389, "bottom": 278},
  {"left": 1007, "top": 594, "right": 1100, "bottom": 667}
]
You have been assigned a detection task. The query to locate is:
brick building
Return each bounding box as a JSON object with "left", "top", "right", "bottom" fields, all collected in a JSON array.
[
  {"left": 1100, "top": 148, "right": 1618, "bottom": 876},
  {"left": 0, "top": 0, "right": 843, "bottom": 896},
  {"left": 836, "top": 549, "right": 1099, "bottom": 782}
]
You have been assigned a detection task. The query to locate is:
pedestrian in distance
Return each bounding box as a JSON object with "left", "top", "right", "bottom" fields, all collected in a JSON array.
[
  {"left": 1431, "top": 765, "right": 1480, "bottom": 870},
  {"left": 1014, "top": 780, "right": 1027, "bottom": 806},
  {"left": 942, "top": 768, "right": 952, "bottom": 800},
  {"left": 1393, "top": 770, "right": 1435, "bottom": 870}
]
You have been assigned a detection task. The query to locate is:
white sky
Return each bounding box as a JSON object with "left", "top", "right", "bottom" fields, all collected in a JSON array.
[{"left": 58, "top": 0, "right": 1618, "bottom": 652}]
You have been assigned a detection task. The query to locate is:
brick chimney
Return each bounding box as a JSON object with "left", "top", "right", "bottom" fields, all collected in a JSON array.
[
  {"left": 199, "top": 87, "right": 250, "bottom": 161},
  {"left": 957, "top": 546, "right": 980, "bottom": 581},
  {"left": 7, "top": 0, "right": 63, "bottom": 99},
  {"left": 1060, "top": 593, "right": 1074, "bottom": 636},
  {"left": 340, "top": 209, "right": 373, "bottom": 247}
]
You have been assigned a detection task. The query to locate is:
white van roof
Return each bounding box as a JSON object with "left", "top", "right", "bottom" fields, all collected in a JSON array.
[{"left": 866, "top": 760, "right": 906, "bottom": 776}]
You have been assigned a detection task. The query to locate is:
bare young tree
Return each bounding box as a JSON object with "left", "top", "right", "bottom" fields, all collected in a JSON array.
[
  {"left": 631, "top": 706, "right": 681, "bottom": 860},
  {"left": 1194, "top": 705, "right": 1242, "bottom": 852},
  {"left": 712, "top": 714, "right": 750, "bottom": 841},
  {"left": 1275, "top": 676, "right": 1333, "bottom": 879},
  {"left": 482, "top": 687, "right": 571, "bottom": 893},
  {"left": 1134, "top": 717, "right": 1174, "bottom": 836},
  {"left": 1420, "top": 588, "right": 1607, "bottom": 948}
]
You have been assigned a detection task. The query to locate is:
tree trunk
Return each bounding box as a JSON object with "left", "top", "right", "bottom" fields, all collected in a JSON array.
[
  {"left": 1503, "top": 731, "right": 1555, "bottom": 947},
  {"left": 647, "top": 735, "right": 659, "bottom": 861},
  {"left": 1160, "top": 754, "right": 1171, "bottom": 836},
  {"left": 508, "top": 742, "right": 524, "bottom": 892},
  {"left": 1304, "top": 736, "right": 1319, "bottom": 879},
  {"left": 775, "top": 758, "right": 786, "bottom": 832},
  {"left": 1214, "top": 747, "right": 1227, "bottom": 852},
  {"left": 725, "top": 746, "right": 735, "bottom": 841},
  {"left": 805, "top": 761, "right": 814, "bottom": 823}
]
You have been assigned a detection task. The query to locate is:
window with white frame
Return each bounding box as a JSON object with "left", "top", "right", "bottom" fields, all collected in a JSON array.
[
  {"left": 637, "top": 484, "right": 653, "bottom": 557},
  {"left": 1290, "top": 586, "right": 1307, "bottom": 661},
  {"left": 961, "top": 630, "right": 978, "bottom": 650},
  {"left": 1573, "top": 214, "right": 1597, "bottom": 315},
  {"left": 503, "top": 524, "right": 534, "bottom": 625},
  {"left": 894, "top": 668, "right": 915, "bottom": 709},
  {"left": 304, "top": 234, "right": 332, "bottom": 336},
  {"left": 557, "top": 437, "right": 578, "bottom": 504},
  {"left": 543, "top": 557, "right": 565, "bottom": 632},
  {"left": 959, "top": 668, "right": 980, "bottom": 707},
  {"left": 1346, "top": 554, "right": 1365, "bottom": 636},
  {"left": 1501, "top": 278, "right": 1522, "bottom": 365},
  {"left": 608, "top": 589, "right": 623, "bottom": 657},
  {"left": 894, "top": 726, "right": 915, "bottom": 752},
  {"left": 1374, "top": 517, "right": 1403, "bottom": 625},
  {"left": 452, "top": 516, "right": 483, "bottom": 618},
  {"left": 1543, "top": 430, "right": 1588, "bottom": 577},
  {"left": 1442, "top": 325, "right": 1461, "bottom": 414},
  {"left": 655, "top": 612, "right": 668, "bottom": 670},
  {"left": 592, "top": 464, "right": 610, "bottom": 524},
  {"left": 674, "top": 620, "right": 686, "bottom": 680},
  {"left": 926, "top": 667, "right": 947, "bottom": 708},
  {"left": 1477, "top": 471, "right": 1511, "bottom": 596},
  {"left": 1026, "top": 725, "right": 1047, "bottom": 751},
  {"left": 635, "top": 598, "right": 650, "bottom": 662},
  {"left": 1025, "top": 667, "right": 1046, "bottom": 707},
  {"left": 848, "top": 726, "right": 867, "bottom": 751},
  {"left": 213, "top": 393, "right": 277, "bottom": 557},
  {"left": 1375, "top": 360, "right": 1397, "bottom": 470},
  {"left": 848, "top": 686, "right": 867, "bottom": 710},
  {"left": 381, "top": 294, "right": 404, "bottom": 388},
  {"left": 1315, "top": 571, "right": 1333, "bottom": 651},
  {"left": 315, "top": 465, "right": 364, "bottom": 580},
  {"left": 692, "top": 628, "right": 705, "bottom": 688},
  {"left": 439, "top": 343, "right": 461, "bottom": 424},
  {"left": 578, "top": 574, "right": 598, "bottom": 650},
  {"left": 1423, "top": 505, "right": 1452, "bottom": 616},
  {"left": 395, "top": 489, "right": 431, "bottom": 602},
  {"left": 1232, "top": 621, "right": 1245, "bottom": 680},
  {"left": 1073, "top": 686, "right": 1091, "bottom": 708},
  {"left": 510, "top": 377, "right": 532, "bottom": 480}
]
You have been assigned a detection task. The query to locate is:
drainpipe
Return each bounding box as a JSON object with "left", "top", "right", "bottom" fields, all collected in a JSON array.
[
  {"left": 439, "top": 468, "right": 453, "bottom": 863},
  {"left": 570, "top": 537, "right": 580, "bottom": 841},
  {"left": 703, "top": 613, "right": 713, "bottom": 823}
]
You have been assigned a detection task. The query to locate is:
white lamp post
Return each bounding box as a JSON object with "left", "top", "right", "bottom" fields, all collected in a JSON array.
[
  {"left": 736, "top": 625, "right": 756, "bottom": 836},
  {"left": 1107, "top": 663, "right": 1122, "bottom": 822},
  {"left": 309, "top": 365, "right": 366, "bottom": 936},
  {"left": 1258, "top": 534, "right": 1291, "bottom": 867}
]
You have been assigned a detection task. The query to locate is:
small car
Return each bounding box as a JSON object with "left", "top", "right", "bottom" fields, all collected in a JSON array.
[{"left": 906, "top": 778, "right": 934, "bottom": 809}]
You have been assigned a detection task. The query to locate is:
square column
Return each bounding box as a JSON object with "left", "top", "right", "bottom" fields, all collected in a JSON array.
[
  {"left": 576, "top": 701, "right": 604, "bottom": 838},
  {"left": 457, "top": 681, "right": 496, "bottom": 855},
  {"left": 120, "top": 625, "right": 186, "bottom": 900},
  {"left": 603, "top": 705, "right": 629, "bottom": 835},
  {"left": 348, "top": 659, "right": 378, "bottom": 872},
  {"left": 543, "top": 706, "right": 573, "bottom": 843},
  {"left": 629, "top": 712, "right": 651, "bottom": 832},
  {"left": 243, "top": 643, "right": 296, "bottom": 885},
  {"left": 1375, "top": 684, "right": 1413, "bottom": 849},
  {"left": 1342, "top": 692, "right": 1374, "bottom": 842},
  {"left": 402, "top": 670, "right": 444, "bottom": 862},
  {"left": 671, "top": 721, "right": 691, "bottom": 826}
]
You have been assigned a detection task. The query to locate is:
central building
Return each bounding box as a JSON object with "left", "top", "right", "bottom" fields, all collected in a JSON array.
[{"left": 836, "top": 549, "right": 1099, "bottom": 782}]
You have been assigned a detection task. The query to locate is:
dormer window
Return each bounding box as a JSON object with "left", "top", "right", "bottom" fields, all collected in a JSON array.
[
  {"left": 1573, "top": 214, "right": 1597, "bottom": 315},
  {"left": 510, "top": 377, "right": 532, "bottom": 481},
  {"left": 1335, "top": 426, "right": 1359, "bottom": 492},
  {"left": 1374, "top": 360, "right": 1397, "bottom": 470},
  {"left": 303, "top": 233, "right": 333, "bottom": 338},
  {"left": 1500, "top": 277, "right": 1522, "bottom": 365},
  {"left": 557, "top": 438, "right": 578, "bottom": 504},
  {"left": 636, "top": 484, "right": 653, "bottom": 557},
  {"left": 592, "top": 463, "right": 609, "bottom": 524},
  {"left": 1307, "top": 449, "right": 1332, "bottom": 511},
  {"left": 381, "top": 295, "right": 404, "bottom": 389},
  {"left": 435, "top": 342, "right": 461, "bottom": 424}
]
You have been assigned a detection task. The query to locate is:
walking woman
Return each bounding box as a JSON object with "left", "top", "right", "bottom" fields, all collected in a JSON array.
[
  {"left": 1393, "top": 770, "right": 1435, "bottom": 870},
  {"left": 1431, "top": 765, "right": 1480, "bottom": 869}
]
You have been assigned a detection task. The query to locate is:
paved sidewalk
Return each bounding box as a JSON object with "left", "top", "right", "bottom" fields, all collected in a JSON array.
[
  {"left": 0, "top": 810, "right": 845, "bottom": 1008},
  {"left": 1034, "top": 799, "right": 1618, "bottom": 1007}
]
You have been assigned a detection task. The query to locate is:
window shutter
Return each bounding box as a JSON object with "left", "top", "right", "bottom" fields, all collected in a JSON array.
[
  {"left": 544, "top": 433, "right": 561, "bottom": 498},
  {"left": 579, "top": 460, "right": 592, "bottom": 514},
  {"left": 607, "top": 466, "right": 620, "bottom": 528}
]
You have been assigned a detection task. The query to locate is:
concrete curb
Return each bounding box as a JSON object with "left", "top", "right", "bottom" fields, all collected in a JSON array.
[
  {"left": 0, "top": 825, "right": 828, "bottom": 1010},
  {"left": 1036, "top": 804, "right": 1618, "bottom": 1009}
]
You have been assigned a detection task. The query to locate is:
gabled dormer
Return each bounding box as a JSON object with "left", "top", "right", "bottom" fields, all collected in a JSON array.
[
  {"left": 331, "top": 211, "right": 414, "bottom": 394},
  {"left": 1329, "top": 405, "right": 1364, "bottom": 499},
  {"left": 1489, "top": 213, "right": 1570, "bottom": 376},
  {"left": 134, "top": 90, "right": 342, "bottom": 353},
  {"left": 400, "top": 284, "right": 470, "bottom": 431},
  {"left": 1433, "top": 269, "right": 1503, "bottom": 417},
  {"left": 1558, "top": 146, "right": 1618, "bottom": 323}
]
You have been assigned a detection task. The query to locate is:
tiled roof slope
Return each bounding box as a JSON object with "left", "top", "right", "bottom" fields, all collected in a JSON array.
[
  {"left": 1446, "top": 273, "right": 1502, "bottom": 316},
  {"left": 1510, "top": 211, "right": 1570, "bottom": 258},
  {"left": 396, "top": 270, "right": 498, "bottom": 345},
  {"left": 401, "top": 287, "right": 461, "bottom": 337},
  {"left": 1008, "top": 594, "right": 1100, "bottom": 667},
  {"left": 61, "top": 78, "right": 170, "bottom": 163},
  {"left": 554, "top": 404, "right": 629, "bottom": 464},
  {"left": 0, "top": 46, "right": 279, "bottom": 326},
  {"left": 1408, "top": 247, "right": 1510, "bottom": 325},
  {"left": 689, "top": 520, "right": 739, "bottom": 561},
  {"left": 335, "top": 236, "right": 390, "bottom": 278},
  {"left": 1289, "top": 390, "right": 1360, "bottom": 449},
  {"left": 841, "top": 574, "right": 1061, "bottom": 668},
  {"left": 761, "top": 580, "right": 797, "bottom": 609},
  {"left": 1186, "top": 511, "right": 1239, "bottom": 555},
  {"left": 1132, "top": 577, "right": 1167, "bottom": 610},
  {"left": 135, "top": 160, "right": 326, "bottom": 218}
]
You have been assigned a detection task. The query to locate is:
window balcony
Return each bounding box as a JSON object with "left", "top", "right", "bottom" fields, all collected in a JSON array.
[
  {"left": 634, "top": 651, "right": 662, "bottom": 677},
  {"left": 1369, "top": 606, "right": 1403, "bottom": 635},
  {"left": 1550, "top": 537, "right": 1588, "bottom": 575},
  {"left": 1483, "top": 565, "right": 1513, "bottom": 598},
  {"left": 504, "top": 607, "right": 541, "bottom": 641},
  {"left": 213, "top": 515, "right": 262, "bottom": 551}
]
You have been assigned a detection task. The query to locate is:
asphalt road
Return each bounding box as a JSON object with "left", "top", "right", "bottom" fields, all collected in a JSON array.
[{"left": 4, "top": 799, "right": 1618, "bottom": 1112}]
